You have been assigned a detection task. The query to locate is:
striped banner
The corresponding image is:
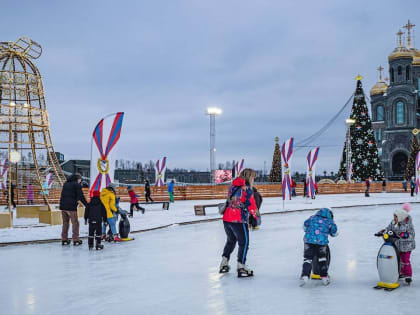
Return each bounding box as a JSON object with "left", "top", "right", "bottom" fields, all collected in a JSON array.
[
  {"left": 281, "top": 138, "right": 294, "bottom": 201},
  {"left": 90, "top": 112, "right": 124, "bottom": 196},
  {"left": 155, "top": 157, "right": 167, "bottom": 187},
  {"left": 416, "top": 151, "right": 420, "bottom": 195},
  {"left": 235, "top": 159, "right": 244, "bottom": 178},
  {"left": 306, "top": 147, "right": 320, "bottom": 199},
  {"left": 0, "top": 158, "right": 8, "bottom": 190}
]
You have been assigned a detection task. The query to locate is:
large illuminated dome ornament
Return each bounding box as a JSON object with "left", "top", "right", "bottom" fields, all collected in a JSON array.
[{"left": 0, "top": 37, "right": 66, "bottom": 210}]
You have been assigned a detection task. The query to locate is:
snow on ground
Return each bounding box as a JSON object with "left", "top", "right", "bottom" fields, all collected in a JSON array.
[
  {"left": 0, "top": 203, "right": 418, "bottom": 315},
  {"left": 0, "top": 193, "right": 417, "bottom": 243}
]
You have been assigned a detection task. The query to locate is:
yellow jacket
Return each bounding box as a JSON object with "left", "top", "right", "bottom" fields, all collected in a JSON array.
[{"left": 100, "top": 188, "right": 117, "bottom": 219}]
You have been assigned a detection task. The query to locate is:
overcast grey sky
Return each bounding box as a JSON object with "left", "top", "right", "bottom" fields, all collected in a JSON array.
[{"left": 1, "top": 0, "right": 419, "bottom": 173}]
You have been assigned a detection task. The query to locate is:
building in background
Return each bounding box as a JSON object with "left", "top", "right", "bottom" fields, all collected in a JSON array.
[{"left": 370, "top": 20, "right": 420, "bottom": 179}]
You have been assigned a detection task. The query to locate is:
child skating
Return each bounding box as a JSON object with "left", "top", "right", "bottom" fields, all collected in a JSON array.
[
  {"left": 127, "top": 186, "right": 145, "bottom": 217},
  {"left": 378, "top": 203, "right": 415, "bottom": 284},
  {"left": 300, "top": 207, "right": 338, "bottom": 286},
  {"left": 84, "top": 190, "right": 107, "bottom": 250}
]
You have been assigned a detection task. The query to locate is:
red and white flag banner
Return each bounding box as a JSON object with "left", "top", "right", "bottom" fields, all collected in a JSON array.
[
  {"left": 155, "top": 157, "right": 167, "bottom": 187},
  {"left": 281, "top": 138, "right": 294, "bottom": 201},
  {"left": 90, "top": 112, "right": 124, "bottom": 196},
  {"left": 0, "top": 158, "right": 8, "bottom": 190},
  {"left": 306, "top": 147, "right": 320, "bottom": 199},
  {"left": 235, "top": 159, "right": 244, "bottom": 178}
]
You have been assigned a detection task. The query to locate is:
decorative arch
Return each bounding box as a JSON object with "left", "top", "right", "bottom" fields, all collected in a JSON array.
[{"left": 391, "top": 150, "right": 408, "bottom": 176}]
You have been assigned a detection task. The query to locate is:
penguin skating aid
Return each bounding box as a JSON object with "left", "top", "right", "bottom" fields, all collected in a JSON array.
[{"left": 374, "top": 230, "right": 400, "bottom": 291}]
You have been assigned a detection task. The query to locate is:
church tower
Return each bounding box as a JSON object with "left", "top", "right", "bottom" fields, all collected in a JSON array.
[{"left": 370, "top": 20, "right": 420, "bottom": 178}]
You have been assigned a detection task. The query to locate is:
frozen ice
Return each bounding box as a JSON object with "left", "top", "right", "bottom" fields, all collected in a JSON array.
[{"left": 0, "top": 198, "right": 419, "bottom": 315}]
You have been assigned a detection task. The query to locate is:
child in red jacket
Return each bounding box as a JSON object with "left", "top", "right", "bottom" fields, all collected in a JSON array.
[{"left": 127, "top": 186, "right": 145, "bottom": 217}]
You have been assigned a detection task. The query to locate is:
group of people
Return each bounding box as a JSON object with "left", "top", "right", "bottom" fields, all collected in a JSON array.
[{"left": 219, "top": 168, "right": 415, "bottom": 287}]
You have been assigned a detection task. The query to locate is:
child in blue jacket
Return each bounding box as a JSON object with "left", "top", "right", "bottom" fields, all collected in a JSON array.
[{"left": 300, "top": 207, "right": 338, "bottom": 286}]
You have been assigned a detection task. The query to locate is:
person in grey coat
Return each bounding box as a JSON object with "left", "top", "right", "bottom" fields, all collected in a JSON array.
[{"left": 380, "top": 203, "right": 415, "bottom": 282}]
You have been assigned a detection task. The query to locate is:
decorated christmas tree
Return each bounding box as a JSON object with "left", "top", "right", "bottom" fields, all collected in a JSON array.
[
  {"left": 269, "top": 137, "right": 282, "bottom": 182},
  {"left": 338, "top": 77, "right": 383, "bottom": 181},
  {"left": 405, "top": 132, "right": 420, "bottom": 180}
]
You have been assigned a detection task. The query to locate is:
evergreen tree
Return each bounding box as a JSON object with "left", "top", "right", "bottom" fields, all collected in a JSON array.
[
  {"left": 405, "top": 133, "right": 420, "bottom": 180},
  {"left": 269, "top": 137, "right": 282, "bottom": 182},
  {"left": 338, "top": 78, "right": 383, "bottom": 181}
]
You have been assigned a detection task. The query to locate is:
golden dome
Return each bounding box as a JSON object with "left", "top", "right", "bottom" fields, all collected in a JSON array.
[
  {"left": 370, "top": 81, "right": 388, "bottom": 96},
  {"left": 412, "top": 49, "right": 420, "bottom": 66},
  {"left": 388, "top": 46, "right": 414, "bottom": 61}
]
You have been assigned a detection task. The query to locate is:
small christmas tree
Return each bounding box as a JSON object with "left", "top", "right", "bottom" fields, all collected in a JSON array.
[
  {"left": 405, "top": 133, "right": 420, "bottom": 180},
  {"left": 269, "top": 137, "right": 282, "bottom": 182},
  {"left": 338, "top": 76, "right": 383, "bottom": 181}
]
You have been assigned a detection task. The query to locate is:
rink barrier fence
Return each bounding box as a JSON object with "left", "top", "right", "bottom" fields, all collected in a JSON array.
[
  {"left": 1, "top": 199, "right": 418, "bottom": 247},
  {"left": 2, "top": 182, "right": 407, "bottom": 206}
]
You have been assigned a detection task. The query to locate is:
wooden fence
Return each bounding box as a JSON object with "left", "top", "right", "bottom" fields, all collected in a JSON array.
[{"left": 3, "top": 182, "right": 407, "bottom": 206}]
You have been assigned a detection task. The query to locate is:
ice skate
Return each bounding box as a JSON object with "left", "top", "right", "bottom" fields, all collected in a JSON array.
[
  {"left": 219, "top": 256, "right": 230, "bottom": 273},
  {"left": 141, "top": 208, "right": 145, "bottom": 214},
  {"left": 299, "top": 276, "right": 309, "bottom": 287},
  {"left": 405, "top": 277, "right": 412, "bottom": 285},
  {"left": 62, "top": 240, "right": 71, "bottom": 246},
  {"left": 237, "top": 262, "right": 253, "bottom": 278},
  {"left": 73, "top": 240, "right": 83, "bottom": 246},
  {"left": 321, "top": 276, "right": 330, "bottom": 286},
  {"left": 96, "top": 244, "right": 104, "bottom": 250}
]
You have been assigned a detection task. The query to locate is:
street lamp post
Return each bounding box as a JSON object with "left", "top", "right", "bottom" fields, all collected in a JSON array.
[
  {"left": 345, "top": 118, "right": 356, "bottom": 182},
  {"left": 206, "top": 107, "right": 222, "bottom": 184}
]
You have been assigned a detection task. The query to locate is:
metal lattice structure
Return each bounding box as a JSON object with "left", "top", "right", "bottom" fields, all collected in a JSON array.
[{"left": 0, "top": 37, "right": 66, "bottom": 211}]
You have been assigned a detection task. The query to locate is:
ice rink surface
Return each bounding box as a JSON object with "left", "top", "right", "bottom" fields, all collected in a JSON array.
[{"left": 0, "top": 203, "right": 419, "bottom": 315}]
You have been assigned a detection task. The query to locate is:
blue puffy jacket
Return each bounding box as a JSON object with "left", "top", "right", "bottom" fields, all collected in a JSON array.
[{"left": 303, "top": 208, "right": 338, "bottom": 245}]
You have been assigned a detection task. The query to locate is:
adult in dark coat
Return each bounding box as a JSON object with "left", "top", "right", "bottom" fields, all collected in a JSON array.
[
  {"left": 59, "top": 173, "right": 88, "bottom": 245},
  {"left": 145, "top": 179, "right": 154, "bottom": 202}
]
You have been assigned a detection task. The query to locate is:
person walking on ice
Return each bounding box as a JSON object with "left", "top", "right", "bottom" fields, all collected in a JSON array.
[
  {"left": 300, "top": 207, "right": 338, "bottom": 286},
  {"left": 145, "top": 179, "right": 154, "bottom": 202},
  {"left": 168, "top": 179, "right": 175, "bottom": 203}
]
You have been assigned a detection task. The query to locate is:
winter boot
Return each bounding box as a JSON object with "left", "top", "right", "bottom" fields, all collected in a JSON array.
[
  {"left": 219, "top": 256, "right": 230, "bottom": 273},
  {"left": 237, "top": 262, "right": 254, "bottom": 278},
  {"left": 73, "top": 240, "right": 83, "bottom": 246},
  {"left": 299, "top": 276, "right": 309, "bottom": 287},
  {"left": 321, "top": 276, "right": 330, "bottom": 286},
  {"left": 405, "top": 277, "right": 412, "bottom": 284},
  {"left": 141, "top": 208, "right": 145, "bottom": 214},
  {"left": 96, "top": 244, "right": 104, "bottom": 250},
  {"left": 114, "top": 236, "right": 122, "bottom": 242},
  {"left": 62, "top": 240, "right": 71, "bottom": 246}
]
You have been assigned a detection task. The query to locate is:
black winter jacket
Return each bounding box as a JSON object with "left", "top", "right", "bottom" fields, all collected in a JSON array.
[
  {"left": 84, "top": 196, "right": 107, "bottom": 223},
  {"left": 145, "top": 182, "right": 151, "bottom": 194},
  {"left": 59, "top": 175, "right": 88, "bottom": 211}
]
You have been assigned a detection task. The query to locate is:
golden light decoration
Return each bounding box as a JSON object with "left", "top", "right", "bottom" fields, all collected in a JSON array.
[
  {"left": 413, "top": 129, "right": 419, "bottom": 135},
  {"left": 0, "top": 36, "right": 66, "bottom": 211}
]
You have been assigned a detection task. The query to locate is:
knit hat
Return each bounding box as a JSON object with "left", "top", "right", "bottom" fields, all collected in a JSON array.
[
  {"left": 394, "top": 208, "right": 409, "bottom": 223},
  {"left": 92, "top": 190, "right": 101, "bottom": 197},
  {"left": 402, "top": 203, "right": 411, "bottom": 213},
  {"left": 127, "top": 185, "right": 132, "bottom": 190}
]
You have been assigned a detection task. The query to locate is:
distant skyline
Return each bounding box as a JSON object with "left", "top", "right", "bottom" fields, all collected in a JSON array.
[{"left": 1, "top": 0, "right": 419, "bottom": 173}]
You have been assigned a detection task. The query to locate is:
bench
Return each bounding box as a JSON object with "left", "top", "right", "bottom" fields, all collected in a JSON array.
[
  {"left": 194, "top": 204, "right": 220, "bottom": 216},
  {"left": 39, "top": 209, "right": 63, "bottom": 225},
  {"left": 16, "top": 205, "right": 48, "bottom": 218},
  {"left": 0, "top": 212, "right": 12, "bottom": 228},
  {"left": 139, "top": 201, "right": 170, "bottom": 210}
]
